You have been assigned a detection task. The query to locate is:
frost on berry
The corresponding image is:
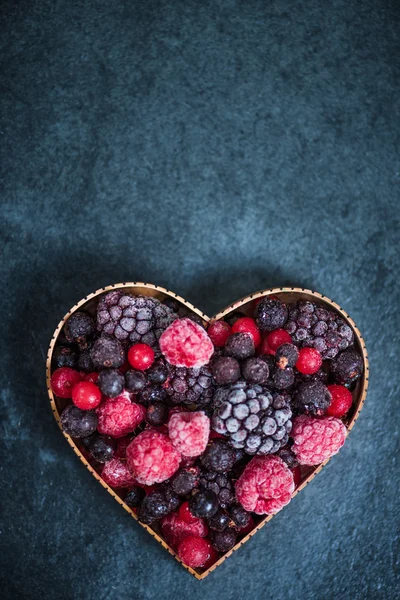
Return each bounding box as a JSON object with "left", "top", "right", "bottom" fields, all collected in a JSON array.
[
  {"left": 159, "top": 318, "right": 214, "bottom": 368},
  {"left": 291, "top": 415, "right": 347, "bottom": 465},
  {"left": 161, "top": 512, "right": 208, "bottom": 550},
  {"left": 96, "top": 390, "right": 145, "bottom": 438},
  {"left": 126, "top": 430, "right": 181, "bottom": 486},
  {"left": 168, "top": 411, "right": 210, "bottom": 457},
  {"left": 101, "top": 458, "right": 136, "bottom": 488}
]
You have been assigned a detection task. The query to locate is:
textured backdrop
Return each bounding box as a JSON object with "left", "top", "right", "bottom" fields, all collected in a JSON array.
[{"left": 1, "top": 1, "right": 399, "bottom": 599}]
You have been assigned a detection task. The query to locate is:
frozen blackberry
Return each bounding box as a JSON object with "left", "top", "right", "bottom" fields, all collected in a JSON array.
[
  {"left": 201, "top": 440, "right": 236, "bottom": 473},
  {"left": 146, "top": 402, "right": 169, "bottom": 426},
  {"left": 212, "top": 380, "right": 292, "bottom": 455},
  {"left": 138, "top": 491, "right": 170, "bottom": 524},
  {"left": 96, "top": 291, "right": 178, "bottom": 354},
  {"left": 199, "top": 469, "right": 235, "bottom": 508},
  {"left": 89, "top": 435, "right": 117, "bottom": 463},
  {"left": 78, "top": 346, "right": 95, "bottom": 372},
  {"left": 64, "top": 312, "right": 96, "bottom": 349},
  {"left": 147, "top": 360, "right": 169, "bottom": 385},
  {"left": 208, "top": 510, "right": 230, "bottom": 532},
  {"left": 331, "top": 348, "right": 363, "bottom": 385},
  {"left": 60, "top": 405, "right": 97, "bottom": 438},
  {"left": 189, "top": 490, "right": 219, "bottom": 518},
  {"left": 53, "top": 345, "right": 78, "bottom": 369},
  {"left": 98, "top": 369, "right": 125, "bottom": 397},
  {"left": 138, "top": 385, "right": 167, "bottom": 406},
  {"left": 159, "top": 484, "right": 180, "bottom": 513},
  {"left": 125, "top": 486, "right": 146, "bottom": 508},
  {"left": 241, "top": 357, "right": 269, "bottom": 384},
  {"left": 293, "top": 380, "right": 332, "bottom": 415},
  {"left": 224, "top": 311, "right": 246, "bottom": 327},
  {"left": 229, "top": 504, "right": 251, "bottom": 529},
  {"left": 275, "top": 344, "right": 299, "bottom": 369},
  {"left": 210, "top": 528, "right": 237, "bottom": 552},
  {"left": 165, "top": 364, "right": 214, "bottom": 406},
  {"left": 171, "top": 467, "right": 200, "bottom": 496},
  {"left": 277, "top": 446, "right": 299, "bottom": 469},
  {"left": 211, "top": 356, "right": 241, "bottom": 385},
  {"left": 255, "top": 298, "right": 288, "bottom": 332},
  {"left": 295, "top": 368, "right": 328, "bottom": 386},
  {"left": 225, "top": 333, "right": 255, "bottom": 360},
  {"left": 90, "top": 335, "right": 126, "bottom": 370},
  {"left": 125, "top": 369, "right": 147, "bottom": 392},
  {"left": 273, "top": 367, "right": 295, "bottom": 390}
]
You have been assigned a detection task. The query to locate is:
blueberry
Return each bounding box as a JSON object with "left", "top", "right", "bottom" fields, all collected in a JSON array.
[{"left": 189, "top": 490, "right": 219, "bottom": 518}]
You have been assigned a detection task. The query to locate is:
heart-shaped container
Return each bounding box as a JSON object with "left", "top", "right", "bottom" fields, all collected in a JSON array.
[{"left": 46, "top": 284, "right": 369, "bottom": 579}]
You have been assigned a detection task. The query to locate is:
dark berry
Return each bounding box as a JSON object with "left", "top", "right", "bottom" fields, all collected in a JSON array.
[
  {"left": 165, "top": 364, "right": 214, "bottom": 406},
  {"left": 293, "top": 380, "right": 332, "bottom": 415},
  {"left": 277, "top": 446, "right": 299, "bottom": 469},
  {"left": 199, "top": 469, "right": 235, "bottom": 508},
  {"left": 146, "top": 402, "right": 169, "bottom": 426},
  {"left": 241, "top": 357, "right": 269, "bottom": 384},
  {"left": 90, "top": 335, "right": 126, "bottom": 370},
  {"left": 125, "top": 486, "right": 146, "bottom": 508},
  {"left": 159, "top": 484, "right": 180, "bottom": 513},
  {"left": 64, "top": 312, "right": 96, "bottom": 348},
  {"left": 171, "top": 467, "right": 200, "bottom": 496},
  {"left": 52, "top": 345, "right": 78, "bottom": 369},
  {"left": 60, "top": 405, "right": 97, "bottom": 437},
  {"left": 273, "top": 367, "right": 294, "bottom": 389},
  {"left": 89, "top": 435, "right": 117, "bottom": 463},
  {"left": 187, "top": 313, "right": 206, "bottom": 328},
  {"left": 255, "top": 298, "right": 288, "bottom": 332},
  {"left": 208, "top": 510, "right": 230, "bottom": 532},
  {"left": 98, "top": 369, "right": 125, "bottom": 397},
  {"left": 224, "top": 311, "right": 246, "bottom": 327},
  {"left": 138, "top": 385, "right": 167, "bottom": 406},
  {"left": 201, "top": 440, "right": 236, "bottom": 473},
  {"left": 229, "top": 504, "right": 251, "bottom": 529},
  {"left": 331, "top": 348, "right": 363, "bottom": 385},
  {"left": 211, "top": 356, "right": 241, "bottom": 385},
  {"left": 147, "top": 361, "right": 169, "bottom": 384},
  {"left": 139, "top": 491, "right": 170, "bottom": 524},
  {"left": 125, "top": 369, "right": 147, "bottom": 392},
  {"left": 225, "top": 333, "right": 255, "bottom": 360},
  {"left": 162, "top": 297, "right": 181, "bottom": 312},
  {"left": 275, "top": 343, "right": 299, "bottom": 369},
  {"left": 189, "top": 490, "right": 219, "bottom": 518},
  {"left": 210, "top": 528, "right": 237, "bottom": 552},
  {"left": 78, "top": 347, "right": 94, "bottom": 372}
]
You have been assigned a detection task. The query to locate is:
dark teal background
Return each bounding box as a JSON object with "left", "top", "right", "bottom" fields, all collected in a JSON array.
[{"left": 1, "top": 1, "right": 399, "bottom": 598}]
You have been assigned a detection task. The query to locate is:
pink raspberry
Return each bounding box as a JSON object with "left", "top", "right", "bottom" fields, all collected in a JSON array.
[
  {"left": 126, "top": 429, "right": 181, "bottom": 486},
  {"left": 235, "top": 455, "right": 294, "bottom": 515},
  {"left": 168, "top": 411, "right": 210, "bottom": 457},
  {"left": 161, "top": 512, "right": 208, "bottom": 550},
  {"left": 101, "top": 458, "right": 136, "bottom": 488},
  {"left": 177, "top": 535, "right": 213, "bottom": 568},
  {"left": 159, "top": 318, "right": 214, "bottom": 368},
  {"left": 291, "top": 415, "right": 347, "bottom": 465},
  {"left": 96, "top": 390, "right": 145, "bottom": 438}
]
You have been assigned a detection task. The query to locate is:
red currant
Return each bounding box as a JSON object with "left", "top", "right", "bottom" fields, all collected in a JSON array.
[
  {"left": 231, "top": 317, "right": 261, "bottom": 346},
  {"left": 207, "top": 321, "right": 231, "bottom": 347},
  {"left": 127, "top": 343, "right": 155, "bottom": 370},
  {"left": 83, "top": 372, "right": 99, "bottom": 384},
  {"left": 50, "top": 367, "right": 82, "bottom": 398},
  {"left": 266, "top": 329, "right": 293, "bottom": 353},
  {"left": 179, "top": 501, "right": 198, "bottom": 524},
  {"left": 326, "top": 384, "right": 353, "bottom": 417},
  {"left": 71, "top": 381, "right": 102, "bottom": 410},
  {"left": 295, "top": 347, "right": 322, "bottom": 374}
]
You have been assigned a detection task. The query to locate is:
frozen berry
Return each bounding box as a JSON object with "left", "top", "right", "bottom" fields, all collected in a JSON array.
[
  {"left": 146, "top": 402, "right": 169, "bottom": 426},
  {"left": 273, "top": 367, "right": 294, "bottom": 389},
  {"left": 64, "top": 312, "right": 95, "bottom": 348},
  {"left": 211, "top": 356, "right": 241, "bottom": 385},
  {"left": 241, "top": 357, "right": 269, "bottom": 384},
  {"left": 125, "top": 369, "right": 147, "bottom": 392},
  {"left": 159, "top": 318, "right": 214, "bottom": 368},
  {"left": 275, "top": 344, "right": 299, "bottom": 369},
  {"left": 207, "top": 321, "right": 231, "bottom": 347},
  {"left": 138, "top": 385, "right": 167, "bottom": 406},
  {"left": 293, "top": 381, "right": 331, "bottom": 415},
  {"left": 90, "top": 335, "right": 126, "bottom": 370},
  {"left": 296, "top": 347, "right": 322, "bottom": 375},
  {"left": 229, "top": 504, "right": 251, "bottom": 529},
  {"left": 126, "top": 430, "right": 181, "bottom": 485},
  {"left": 292, "top": 466, "right": 302, "bottom": 487},
  {"left": 125, "top": 486, "right": 146, "bottom": 508},
  {"left": 265, "top": 329, "right": 293, "bottom": 353},
  {"left": 101, "top": 458, "right": 136, "bottom": 488},
  {"left": 71, "top": 381, "right": 102, "bottom": 410},
  {"left": 96, "top": 391, "right": 146, "bottom": 438},
  {"left": 147, "top": 361, "right": 169, "bottom": 384},
  {"left": 83, "top": 372, "right": 100, "bottom": 384},
  {"left": 139, "top": 490, "right": 171, "bottom": 524},
  {"left": 179, "top": 501, "right": 198, "bottom": 524},
  {"left": 331, "top": 348, "right": 363, "bottom": 384},
  {"left": 231, "top": 317, "right": 261, "bottom": 347},
  {"left": 255, "top": 298, "right": 288, "bottom": 332},
  {"left": 163, "top": 297, "right": 181, "bottom": 312},
  {"left": 161, "top": 512, "right": 208, "bottom": 550},
  {"left": 291, "top": 415, "right": 347, "bottom": 465},
  {"left": 189, "top": 490, "right": 219, "bottom": 518},
  {"left": 201, "top": 440, "right": 236, "bottom": 473},
  {"left": 128, "top": 343, "right": 155, "bottom": 370},
  {"left": 171, "top": 467, "right": 199, "bottom": 496},
  {"left": 326, "top": 384, "right": 353, "bottom": 417},
  {"left": 78, "top": 347, "right": 94, "bottom": 373},
  {"left": 89, "top": 435, "right": 116, "bottom": 462},
  {"left": 168, "top": 411, "right": 210, "bottom": 457},
  {"left": 98, "top": 369, "right": 125, "bottom": 397},
  {"left": 210, "top": 528, "right": 237, "bottom": 552},
  {"left": 277, "top": 446, "right": 299, "bottom": 469},
  {"left": 60, "top": 404, "right": 97, "bottom": 437},
  {"left": 207, "top": 509, "right": 230, "bottom": 532},
  {"left": 235, "top": 455, "right": 294, "bottom": 514},
  {"left": 225, "top": 333, "right": 255, "bottom": 360},
  {"left": 51, "top": 367, "right": 82, "bottom": 399},
  {"left": 178, "top": 535, "right": 213, "bottom": 568},
  {"left": 53, "top": 345, "right": 78, "bottom": 369}
]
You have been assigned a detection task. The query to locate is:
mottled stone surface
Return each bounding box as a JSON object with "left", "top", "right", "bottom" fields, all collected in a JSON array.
[{"left": 1, "top": 0, "right": 399, "bottom": 598}]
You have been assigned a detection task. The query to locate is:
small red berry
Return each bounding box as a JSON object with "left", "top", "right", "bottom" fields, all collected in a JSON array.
[
  {"left": 207, "top": 321, "right": 231, "bottom": 347},
  {"left": 127, "top": 343, "right": 155, "bottom": 370},
  {"left": 178, "top": 535, "right": 213, "bottom": 568},
  {"left": 326, "top": 384, "right": 353, "bottom": 417},
  {"left": 265, "top": 329, "right": 293, "bottom": 353},
  {"left": 71, "top": 381, "right": 102, "bottom": 410},
  {"left": 203, "top": 545, "right": 219, "bottom": 569},
  {"left": 292, "top": 466, "right": 302, "bottom": 487},
  {"left": 259, "top": 337, "right": 275, "bottom": 356},
  {"left": 50, "top": 367, "right": 82, "bottom": 398},
  {"left": 296, "top": 347, "right": 322, "bottom": 375},
  {"left": 231, "top": 317, "right": 261, "bottom": 347},
  {"left": 179, "top": 501, "right": 198, "bottom": 524},
  {"left": 83, "top": 372, "right": 99, "bottom": 384}
]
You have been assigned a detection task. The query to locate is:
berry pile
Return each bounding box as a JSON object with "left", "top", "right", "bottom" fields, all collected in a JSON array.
[{"left": 50, "top": 291, "right": 363, "bottom": 571}]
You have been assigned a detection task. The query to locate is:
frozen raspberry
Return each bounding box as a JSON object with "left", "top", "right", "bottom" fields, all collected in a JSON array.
[
  {"left": 326, "top": 384, "right": 353, "bottom": 417},
  {"left": 127, "top": 343, "right": 155, "bottom": 370},
  {"left": 235, "top": 455, "right": 294, "bottom": 515},
  {"left": 96, "top": 391, "right": 145, "bottom": 438},
  {"left": 159, "top": 318, "right": 214, "bottom": 368},
  {"left": 71, "top": 381, "right": 102, "bottom": 410},
  {"left": 264, "top": 329, "right": 293, "bottom": 354},
  {"left": 207, "top": 321, "right": 231, "bottom": 347},
  {"left": 168, "top": 411, "right": 210, "bottom": 457},
  {"left": 178, "top": 535, "right": 213, "bottom": 568},
  {"left": 51, "top": 367, "right": 82, "bottom": 398},
  {"left": 296, "top": 347, "right": 322, "bottom": 375},
  {"left": 101, "top": 458, "right": 136, "bottom": 488},
  {"left": 161, "top": 512, "right": 208, "bottom": 550},
  {"left": 231, "top": 317, "right": 261, "bottom": 347},
  {"left": 291, "top": 415, "right": 347, "bottom": 465},
  {"left": 126, "top": 430, "right": 181, "bottom": 485}
]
